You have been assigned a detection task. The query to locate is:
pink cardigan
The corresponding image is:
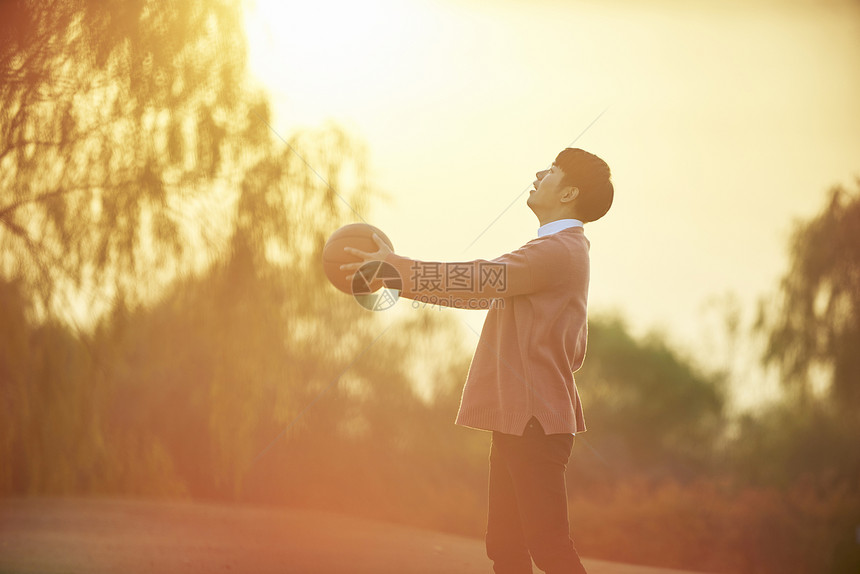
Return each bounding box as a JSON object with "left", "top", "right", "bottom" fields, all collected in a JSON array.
[{"left": 382, "top": 226, "right": 589, "bottom": 436}]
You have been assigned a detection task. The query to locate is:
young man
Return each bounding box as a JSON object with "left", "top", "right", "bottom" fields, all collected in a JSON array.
[{"left": 342, "top": 148, "right": 613, "bottom": 574}]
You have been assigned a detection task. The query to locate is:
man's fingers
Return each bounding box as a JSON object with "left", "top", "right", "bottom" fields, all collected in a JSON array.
[{"left": 344, "top": 247, "right": 368, "bottom": 260}]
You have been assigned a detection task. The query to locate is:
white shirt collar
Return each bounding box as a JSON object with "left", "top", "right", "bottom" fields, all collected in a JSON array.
[{"left": 537, "top": 218, "right": 584, "bottom": 237}]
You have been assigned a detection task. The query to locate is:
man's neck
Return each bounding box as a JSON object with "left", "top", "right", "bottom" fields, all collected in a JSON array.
[
  {"left": 538, "top": 213, "right": 582, "bottom": 227},
  {"left": 537, "top": 218, "right": 584, "bottom": 237}
]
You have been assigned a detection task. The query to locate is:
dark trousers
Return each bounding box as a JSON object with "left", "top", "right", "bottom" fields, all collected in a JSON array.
[{"left": 485, "top": 416, "right": 587, "bottom": 574}]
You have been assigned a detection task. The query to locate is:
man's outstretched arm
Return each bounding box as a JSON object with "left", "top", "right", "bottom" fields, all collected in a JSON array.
[{"left": 342, "top": 232, "right": 559, "bottom": 308}]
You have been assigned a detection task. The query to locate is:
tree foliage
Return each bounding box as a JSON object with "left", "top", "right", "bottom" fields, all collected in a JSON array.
[
  {"left": 573, "top": 314, "right": 727, "bottom": 482},
  {"left": 0, "top": 0, "right": 394, "bottom": 498},
  {"left": 756, "top": 181, "right": 860, "bottom": 410},
  {"left": 0, "top": 0, "right": 261, "bottom": 318}
]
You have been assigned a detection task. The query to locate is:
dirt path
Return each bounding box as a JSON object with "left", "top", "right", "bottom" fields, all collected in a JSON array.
[{"left": 0, "top": 497, "right": 708, "bottom": 574}]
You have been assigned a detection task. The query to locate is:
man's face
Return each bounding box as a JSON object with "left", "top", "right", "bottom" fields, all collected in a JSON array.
[{"left": 527, "top": 162, "right": 568, "bottom": 213}]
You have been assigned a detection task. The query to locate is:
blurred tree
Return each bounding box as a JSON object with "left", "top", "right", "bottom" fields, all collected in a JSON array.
[
  {"left": 81, "top": 123, "right": 393, "bottom": 499},
  {"left": 573, "top": 314, "right": 727, "bottom": 482},
  {"left": 0, "top": 278, "right": 30, "bottom": 493},
  {"left": 0, "top": 0, "right": 262, "bottom": 320},
  {"left": 0, "top": 0, "right": 393, "bottom": 499},
  {"left": 728, "top": 398, "right": 859, "bottom": 488},
  {"left": 756, "top": 181, "right": 860, "bottom": 411},
  {"left": 728, "top": 181, "right": 860, "bottom": 574}
]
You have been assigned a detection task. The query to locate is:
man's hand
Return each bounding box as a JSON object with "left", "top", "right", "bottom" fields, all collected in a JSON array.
[{"left": 339, "top": 232, "right": 393, "bottom": 281}]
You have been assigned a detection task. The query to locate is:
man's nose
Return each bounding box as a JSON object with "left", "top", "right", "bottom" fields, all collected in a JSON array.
[{"left": 536, "top": 169, "right": 548, "bottom": 179}]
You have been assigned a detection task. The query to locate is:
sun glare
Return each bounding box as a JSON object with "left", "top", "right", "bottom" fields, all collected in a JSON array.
[{"left": 244, "top": 0, "right": 437, "bottom": 125}]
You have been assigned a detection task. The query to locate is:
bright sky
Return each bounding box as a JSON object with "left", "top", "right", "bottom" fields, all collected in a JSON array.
[{"left": 243, "top": 0, "right": 860, "bottom": 410}]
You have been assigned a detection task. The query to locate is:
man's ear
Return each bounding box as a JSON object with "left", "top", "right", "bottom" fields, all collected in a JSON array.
[{"left": 560, "top": 186, "right": 580, "bottom": 204}]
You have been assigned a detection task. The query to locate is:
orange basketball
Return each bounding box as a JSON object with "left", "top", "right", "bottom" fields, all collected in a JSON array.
[{"left": 322, "top": 223, "right": 395, "bottom": 294}]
